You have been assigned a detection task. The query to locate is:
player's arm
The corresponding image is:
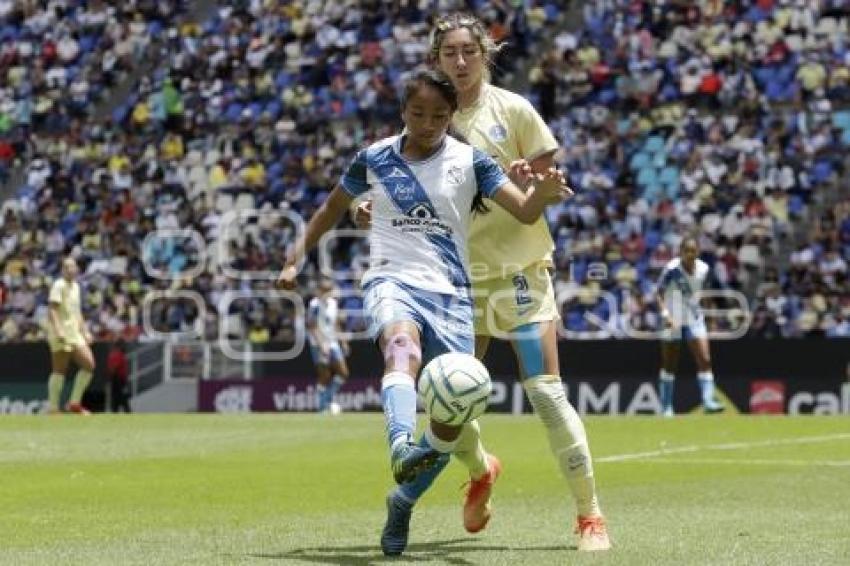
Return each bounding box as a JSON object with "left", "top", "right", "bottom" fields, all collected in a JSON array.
[
  {"left": 305, "top": 305, "right": 324, "bottom": 351},
  {"left": 475, "top": 149, "right": 571, "bottom": 224},
  {"left": 655, "top": 272, "right": 673, "bottom": 328},
  {"left": 48, "top": 302, "right": 65, "bottom": 341},
  {"left": 491, "top": 172, "right": 572, "bottom": 224},
  {"left": 76, "top": 309, "right": 93, "bottom": 343},
  {"left": 276, "top": 186, "right": 353, "bottom": 289},
  {"left": 526, "top": 150, "right": 567, "bottom": 204}
]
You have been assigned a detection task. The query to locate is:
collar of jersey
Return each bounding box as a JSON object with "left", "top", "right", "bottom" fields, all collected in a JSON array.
[
  {"left": 457, "top": 83, "right": 489, "bottom": 115},
  {"left": 393, "top": 134, "right": 447, "bottom": 165}
]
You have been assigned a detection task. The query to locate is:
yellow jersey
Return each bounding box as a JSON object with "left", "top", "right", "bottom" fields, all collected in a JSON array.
[
  {"left": 47, "top": 278, "right": 82, "bottom": 340},
  {"left": 452, "top": 84, "right": 559, "bottom": 281}
]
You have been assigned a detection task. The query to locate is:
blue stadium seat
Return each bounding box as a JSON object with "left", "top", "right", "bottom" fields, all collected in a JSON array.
[
  {"left": 630, "top": 152, "right": 650, "bottom": 171},
  {"left": 832, "top": 110, "right": 850, "bottom": 130},
  {"left": 637, "top": 167, "right": 659, "bottom": 187},
  {"left": 644, "top": 136, "right": 665, "bottom": 154}
]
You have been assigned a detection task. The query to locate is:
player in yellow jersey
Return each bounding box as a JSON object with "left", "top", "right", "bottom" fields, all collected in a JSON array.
[
  {"left": 368, "top": 13, "right": 611, "bottom": 554},
  {"left": 46, "top": 257, "right": 96, "bottom": 415}
]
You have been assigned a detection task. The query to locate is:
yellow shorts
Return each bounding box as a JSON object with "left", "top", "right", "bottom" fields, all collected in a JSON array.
[
  {"left": 473, "top": 262, "right": 560, "bottom": 337},
  {"left": 47, "top": 331, "right": 86, "bottom": 353}
]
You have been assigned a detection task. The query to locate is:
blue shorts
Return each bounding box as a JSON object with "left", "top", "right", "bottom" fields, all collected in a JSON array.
[
  {"left": 309, "top": 340, "right": 344, "bottom": 366},
  {"left": 362, "top": 277, "right": 474, "bottom": 367},
  {"left": 662, "top": 320, "right": 708, "bottom": 342}
]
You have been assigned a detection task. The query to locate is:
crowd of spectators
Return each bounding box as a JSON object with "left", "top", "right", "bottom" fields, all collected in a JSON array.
[
  {"left": 0, "top": 0, "right": 847, "bottom": 344},
  {"left": 528, "top": 0, "right": 850, "bottom": 338},
  {"left": 0, "top": 0, "right": 562, "bottom": 343}
]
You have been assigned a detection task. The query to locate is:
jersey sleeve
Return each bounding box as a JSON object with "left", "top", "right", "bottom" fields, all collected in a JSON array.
[
  {"left": 472, "top": 148, "right": 509, "bottom": 198},
  {"left": 656, "top": 266, "right": 674, "bottom": 293},
  {"left": 339, "top": 149, "right": 370, "bottom": 197},
  {"left": 306, "top": 301, "right": 319, "bottom": 325},
  {"left": 514, "top": 100, "right": 559, "bottom": 161},
  {"left": 48, "top": 280, "right": 62, "bottom": 305}
]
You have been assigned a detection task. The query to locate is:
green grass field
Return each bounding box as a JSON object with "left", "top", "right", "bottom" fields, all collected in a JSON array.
[{"left": 2, "top": 414, "right": 849, "bottom": 565}]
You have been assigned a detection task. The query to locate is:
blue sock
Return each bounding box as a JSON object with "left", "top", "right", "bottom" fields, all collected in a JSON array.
[
  {"left": 381, "top": 372, "right": 417, "bottom": 449},
  {"left": 327, "top": 375, "right": 344, "bottom": 400},
  {"left": 659, "top": 371, "right": 675, "bottom": 410},
  {"left": 698, "top": 372, "right": 715, "bottom": 406},
  {"left": 399, "top": 434, "right": 450, "bottom": 502},
  {"left": 317, "top": 385, "right": 330, "bottom": 411}
]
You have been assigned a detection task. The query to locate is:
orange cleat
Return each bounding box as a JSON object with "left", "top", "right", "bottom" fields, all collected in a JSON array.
[
  {"left": 65, "top": 402, "right": 91, "bottom": 416},
  {"left": 463, "top": 454, "right": 502, "bottom": 533},
  {"left": 576, "top": 515, "right": 611, "bottom": 551}
]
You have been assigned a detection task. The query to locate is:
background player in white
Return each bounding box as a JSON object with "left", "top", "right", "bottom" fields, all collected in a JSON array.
[
  {"left": 656, "top": 236, "right": 725, "bottom": 416},
  {"left": 46, "top": 257, "right": 95, "bottom": 415},
  {"left": 277, "top": 69, "right": 571, "bottom": 556},
  {"left": 306, "top": 278, "right": 349, "bottom": 413}
]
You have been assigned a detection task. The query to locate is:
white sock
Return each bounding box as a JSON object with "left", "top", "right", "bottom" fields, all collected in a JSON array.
[
  {"left": 424, "top": 426, "right": 460, "bottom": 454},
  {"left": 453, "top": 420, "right": 489, "bottom": 479},
  {"left": 524, "top": 375, "right": 602, "bottom": 518}
]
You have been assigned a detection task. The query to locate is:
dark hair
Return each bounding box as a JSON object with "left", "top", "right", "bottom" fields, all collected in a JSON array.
[
  {"left": 680, "top": 235, "right": 699, "bottom": 251},
  {"left": 401, "top": 70, "right": 489, "bottom": 215},
  {"left": 401, "top": 69, "right": 458, "bottom": 112}
]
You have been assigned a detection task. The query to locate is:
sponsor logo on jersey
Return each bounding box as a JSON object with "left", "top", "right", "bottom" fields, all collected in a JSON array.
[{"left": 447, "top": 165, "right": 465, "bottom": 185}]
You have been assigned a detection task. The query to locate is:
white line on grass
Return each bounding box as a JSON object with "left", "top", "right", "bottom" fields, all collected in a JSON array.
[
  {"left": 597, "top": 432, "right": 850, "bottom": 463},
  {"left": 635, "top": 457, "right": 850, "bottom": 467}
]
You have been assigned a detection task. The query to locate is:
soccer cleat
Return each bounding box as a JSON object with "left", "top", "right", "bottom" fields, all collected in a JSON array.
[
  {"left": 704, "top": 401, "right": 725, "bottom": 414},
  {"left": 576, "top": 515, "right": 611, "bottom": 551},
  {"left": 662, "top": 406, "right": 674, "bottom": 418},
  {"left": 463, "top": 453, "right": 502, "bottom": 533},
  {"left": 65, "top": 402, "right": 91, "bottom": 416},
  {"left": 391, "top": 442, "right": 440, "bottom": 484},
  {"left": 380, "top": 491, "right": 413, "bottom": 556}
]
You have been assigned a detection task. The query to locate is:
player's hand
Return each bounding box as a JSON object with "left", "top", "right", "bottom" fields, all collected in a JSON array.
[
  {"left": 661, "top": 311, "right": 674, "bottom": 329},
  {"left": 536, "top": 166, "right": 574, "bottom": 203},
  {"left": 275, "top": 265, "right": 298, "bottom": 290},
  {"left": 83, "top": 331, "right": 93, "bottom": 344},
  {"left": 341, "top": 341, "right": 350, "bottom": 356},
  {"left": 508, "top": 159, "right": 535, "bottom": 189},
  {"left": 351, "top": 200, "right": 372, "bottom": 229}
]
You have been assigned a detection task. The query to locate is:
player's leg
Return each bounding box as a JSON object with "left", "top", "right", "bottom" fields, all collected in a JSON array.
[
  {"left": 66, "top": 342, "right": 95, "bottom": 414},
  {"left": 659, "top": 337, "right": 680, "bottom": 417},
  {"left": 48, "top": 348, "right": 70, "bottom": 414},
  {"left": 508, "top": 263, "right": 609, "bottom": 551},
  {"left": 378, "top": 319, "right": 441, "bottom": 484},
  {"left": 687, "top": 331, "right": 724, "bottom": 413},
  {"left": 323, "top": 343, "right": 349, "bottom": 411},
  {"left": 309, "top": 342, "right": 333, "bottom": 412}
]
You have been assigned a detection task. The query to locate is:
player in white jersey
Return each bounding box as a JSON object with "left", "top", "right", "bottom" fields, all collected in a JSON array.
[
  {"left": 656, "top": 237, "right": 725, "bottom": 416},
  {"left": 277, "top": 70, "right": 571, "bottom": 556},
  {"left": 351, "top": 13, "right": 609, "bottom": 556},
  {"left": 46, "top": 257, "right": 96, "bottom": 415},
  {"left": 306, "top": 278, "right": 349, "bottom": 414}
]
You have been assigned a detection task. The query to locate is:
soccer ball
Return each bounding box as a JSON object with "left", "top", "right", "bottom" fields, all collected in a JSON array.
[{"left": 418, "top": 353, "right": 492, "bottom": 425}]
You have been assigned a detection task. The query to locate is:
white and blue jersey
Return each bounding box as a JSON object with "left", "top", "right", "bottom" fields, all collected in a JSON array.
[
  {"left": 340, "top": 134, "right": 507, "bottom": 294},
  {"left": 657, "top": 258, "right": 710, "bottom": 340},
  {"left": 340, "top": 134, "right": 508, "bottom": 362},
  {"left": 306, "top": 296, "right": 344, "bottom": 365}
]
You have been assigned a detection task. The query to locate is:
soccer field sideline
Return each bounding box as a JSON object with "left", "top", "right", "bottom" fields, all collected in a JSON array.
[{"left": 2, "top": 414, "right": 849, "bottom": 565}]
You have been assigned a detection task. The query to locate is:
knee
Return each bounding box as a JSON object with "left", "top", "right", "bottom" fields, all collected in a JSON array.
[{"left": 383, "top": 333, "right": 422, "bottom": 374}]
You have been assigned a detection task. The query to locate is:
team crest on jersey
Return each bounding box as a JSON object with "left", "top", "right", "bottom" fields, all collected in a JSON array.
[
  {"left": 489, "top": 124, "right": 507, "bottom": 142},
  {"left": 446, "top": 165, "right": 465, "bottom": 185}
]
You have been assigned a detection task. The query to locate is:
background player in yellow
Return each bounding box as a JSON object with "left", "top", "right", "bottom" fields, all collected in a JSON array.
[
  {"left": 46, "top": 257, "right": 96, "bottom": 415},
  {"left": 356, "top": 12, "right": 610, "bottom": 554}
]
